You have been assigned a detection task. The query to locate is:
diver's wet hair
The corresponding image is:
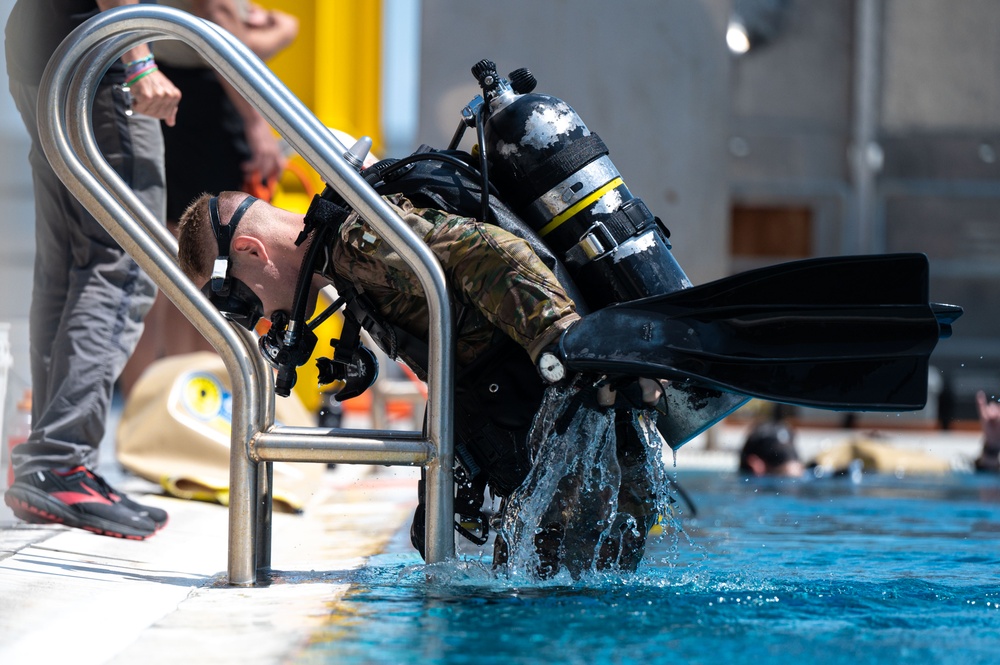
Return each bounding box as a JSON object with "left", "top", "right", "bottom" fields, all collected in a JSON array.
[{"left": 739, "top": 421, "right": 799, "bottom": 472}]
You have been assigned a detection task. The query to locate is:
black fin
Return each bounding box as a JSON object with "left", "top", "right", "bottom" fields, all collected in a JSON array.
[{"left": 560, "top": 254, "right": 962, "bottom": 411}]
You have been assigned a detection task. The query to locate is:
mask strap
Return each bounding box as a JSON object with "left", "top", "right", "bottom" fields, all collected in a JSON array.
[{"left": 209, "top": 194, "right": 258, "bottom": 295}]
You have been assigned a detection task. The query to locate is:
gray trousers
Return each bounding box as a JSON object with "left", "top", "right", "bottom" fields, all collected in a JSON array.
[{"left": 9, "top": 77, "right": 165, "bottom": 475}]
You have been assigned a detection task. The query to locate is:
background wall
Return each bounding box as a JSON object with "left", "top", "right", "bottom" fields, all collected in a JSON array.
[
  {"left": 720, "top": 0, "right": 1000, "bottom": 419},
  {"left": 0, "top": 0, "right": 35, "bottom": 393},
  {"left": 416, "top": 0, "right": 733, "bottom": 286},
  {"left": 0, "top": 0, "right": 997, "bottom": 421}
]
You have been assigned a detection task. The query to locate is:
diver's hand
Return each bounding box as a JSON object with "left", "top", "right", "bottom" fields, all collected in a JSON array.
[
  {"left": 536, "top": 345, "right": 667, "bottom": 411},
  {"left": 597, "top": 377, "right": 666, "bottom": 409}
]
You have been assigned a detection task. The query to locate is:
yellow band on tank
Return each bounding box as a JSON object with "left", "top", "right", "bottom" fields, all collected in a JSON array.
[{"left": 538, "top": 177, "right": 625, "bottom": 237}]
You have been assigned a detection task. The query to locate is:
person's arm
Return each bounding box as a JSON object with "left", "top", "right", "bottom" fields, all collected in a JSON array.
[
  {"left": 190, "top": 0, "right": 296, "bottom": 184},
  {"left": 975, "top": 391, "right": 1000, "bottom": 471},
  {"left": 96, "top": 0, "right": 182, "bottom": 126},
  {"left": 193, "top": 1, "right": 298, "bottom": 60},
  {"left": 240, "top": 3, "right": 300, "bottom": 61}
]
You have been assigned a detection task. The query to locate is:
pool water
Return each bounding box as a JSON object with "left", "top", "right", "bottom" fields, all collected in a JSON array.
[{"left": 296, "top": 471, "right": 1000, "bottom": 665}]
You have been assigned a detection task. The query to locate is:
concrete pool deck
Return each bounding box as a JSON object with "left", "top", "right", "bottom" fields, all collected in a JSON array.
[
  {"left": 0, "top": 423, "right": 985, "bottom": 664},
  {"left": 0, "top": 463, "right": 423, "bottom": 664}
]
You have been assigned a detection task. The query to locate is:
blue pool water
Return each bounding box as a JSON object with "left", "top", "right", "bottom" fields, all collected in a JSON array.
[{"left": 296, "top": 470, "right": 1000, "bottom": 665}]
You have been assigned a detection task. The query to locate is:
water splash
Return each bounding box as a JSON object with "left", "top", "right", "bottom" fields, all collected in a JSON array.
[{"left": 494, "top": 378, "right": 682, "bottom": 581}]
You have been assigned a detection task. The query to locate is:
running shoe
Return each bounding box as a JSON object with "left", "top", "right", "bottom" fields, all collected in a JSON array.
[
  {"left": 87, "top": 470, "right": 170, "bottom": 531},
  {"left": 14, "top": 489, "right": 169, "bottom": 531},
  {"left": 118, "top": 494, "right": 169, "bottom": 531},
  {"left": 4, "top": 466, "right": 157, "bottom": 540}
]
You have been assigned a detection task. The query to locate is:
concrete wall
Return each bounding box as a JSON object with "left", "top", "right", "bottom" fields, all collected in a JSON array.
[
  {"left": 882, "top": 0, "right": 1000, "bottom": 133},
  {"left": 879, "top": 0, "right": 1000, "bottom": 412},
  {"left": 724, "top": 0, "right": 1000, "bottom": 417},
  {"left": 726, "top": 1, "right": 854, "bottom": 265},
  {"left": 0, "top": 0, "right": 996, "bottom": 419},
  {"left": 416, "top": 0, "right": 733, "bottom": 286},
  {"left": 0, "top": 0, "right": 35, "bottom": 391}
]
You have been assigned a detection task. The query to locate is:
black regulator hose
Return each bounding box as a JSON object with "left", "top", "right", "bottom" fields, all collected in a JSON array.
[
  {"left": 270, "top": 220, "right": 332, "bottom": 397},
  {"left": 474, "top": 102, "right": 492, "bottom": 227},
  {"left": 374, "top": 150, "right": 501, "bottom": 203}
]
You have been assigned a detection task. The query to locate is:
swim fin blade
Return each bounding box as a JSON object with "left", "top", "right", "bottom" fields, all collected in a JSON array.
[{"left": 559, "top": 253, "right": 962, "bottom": 412}]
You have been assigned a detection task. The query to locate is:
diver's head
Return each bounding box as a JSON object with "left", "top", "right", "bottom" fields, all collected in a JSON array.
[
  {"left": 177, "top": 191, "right": 310, "bottom": 327},
  {"left": 739, "top": 420, "right": 803, "bottom": 477}
]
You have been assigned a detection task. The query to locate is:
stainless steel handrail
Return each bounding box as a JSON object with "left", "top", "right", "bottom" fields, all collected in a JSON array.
[{"left": 35, "top": 5, "right": 455, "bottom": 585}]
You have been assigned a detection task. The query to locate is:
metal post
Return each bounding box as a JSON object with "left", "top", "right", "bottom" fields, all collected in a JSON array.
[{"left": 849, "top": 0, "right": 883, "bottom": 255}]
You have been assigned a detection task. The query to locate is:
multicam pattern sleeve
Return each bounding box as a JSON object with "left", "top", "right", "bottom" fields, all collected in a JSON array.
[{"left": 329, "top": 193, "right": 579, "bottom": 365}]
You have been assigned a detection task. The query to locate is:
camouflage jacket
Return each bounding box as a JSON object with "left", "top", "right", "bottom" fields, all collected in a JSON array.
[{"left": 325, "top": 193, "right": 580, "bottom": 370}]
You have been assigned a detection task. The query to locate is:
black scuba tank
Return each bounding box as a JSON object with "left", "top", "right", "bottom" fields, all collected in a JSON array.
[{"left": 470, "top": 59, "right": 690, "bottom": 308}]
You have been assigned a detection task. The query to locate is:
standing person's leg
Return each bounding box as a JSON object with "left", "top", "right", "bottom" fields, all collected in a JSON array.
[
  {"left": 119, "top": 65, "right": 246, "bottom": 395},
  {"left": 5, "top": 80, "right": 167, "bottom": 539}
]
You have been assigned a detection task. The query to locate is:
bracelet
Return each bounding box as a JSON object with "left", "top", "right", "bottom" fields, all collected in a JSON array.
[
  {"left": 125, "top": 62, "right": 157, "bottom": 80},
  {"left": 125, "top": 56, "right": 156, "bottom": 79},
  {"left": 124, "top": 54, "right": 155, "bottom": 70},
  {"left": 125, "top": 65, "right": 159, "bottom": 87},
  {"left": 124, "top": 57, "right": 154, "bottom": 77}
]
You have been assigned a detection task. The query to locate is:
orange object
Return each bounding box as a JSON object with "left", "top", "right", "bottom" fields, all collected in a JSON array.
[
  {"left": 386, "top": 399, "right": 413, "bottom": 421},
  {"left": 282, "top": 159, "right": 318, "bottom": 199},
  {"left": 242, "top": 172, "right": 278, "bottom": 202},
  {"left": 339, "top": 390, "right": 372, "bottom": 413}
]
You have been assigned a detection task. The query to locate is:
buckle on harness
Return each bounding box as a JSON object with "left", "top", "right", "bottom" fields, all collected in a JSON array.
[{"left": 569, "top": 220, "right": 618, "bottom": 265}]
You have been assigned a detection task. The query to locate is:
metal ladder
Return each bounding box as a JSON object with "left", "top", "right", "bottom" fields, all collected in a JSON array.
[{"left": 36, "top": 4, "right": 456, "bottom": 586}]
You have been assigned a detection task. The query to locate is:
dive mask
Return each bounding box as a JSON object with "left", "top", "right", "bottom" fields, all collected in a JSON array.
[{"left": 205, "top": 194, "right": 262, "bottom": 329}]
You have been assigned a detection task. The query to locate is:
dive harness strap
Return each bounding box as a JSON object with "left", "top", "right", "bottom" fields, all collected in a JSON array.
[
  {"left": 267, "top": 191, "right": 389, "bottom": 400},
  {"left": 303, "top": 191, "right": 405, "bottom": 374},
  {"left": 298, "top": 189, "right": 350, "bottom": 246},
  {"left": 563, "top": 197, "right": 664, "bottom": 268},
  {"left": 508, "top": 133, "right": 609, "bottom": 209}
]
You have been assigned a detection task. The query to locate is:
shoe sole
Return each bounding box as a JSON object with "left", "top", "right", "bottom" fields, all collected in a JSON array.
[
  {"left": 4, "top": 487, "right": 155, "bottom": 541},
  {"left": 8, "top": 503, "right": 166, "bottom": 532}
]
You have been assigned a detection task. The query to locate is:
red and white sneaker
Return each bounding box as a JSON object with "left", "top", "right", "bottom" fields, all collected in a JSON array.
[{"left": 4, "top": 466, "right": 159, "bottom": 540}]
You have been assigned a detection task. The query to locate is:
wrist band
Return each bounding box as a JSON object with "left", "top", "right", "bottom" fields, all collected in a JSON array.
[
  {"left": 125, "top": 56, "right": 156, "bottom": 78},
  {"left": 125, "top": 61, "right": 157, "bottom": 78},
  {"left": 126, "top": 62, "right": 157, "bottom": 80},
  {"left": 124, "top": 54, "right": 154, "bottom": 69},
  {"left": 125, "top": 65, "right": 158, "bottom": 87},
  {"left": 125, "top": 64, "right": 155, "bottom": 80}
]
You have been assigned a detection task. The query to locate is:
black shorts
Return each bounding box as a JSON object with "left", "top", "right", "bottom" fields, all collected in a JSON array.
[{"left": 159, "top": 64, "right": 251, "bottom": 221}]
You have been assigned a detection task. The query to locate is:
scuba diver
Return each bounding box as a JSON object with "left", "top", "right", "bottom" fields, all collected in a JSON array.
[
  {"left": 177, "top": 60, "right": 959, "bottom": 578},
  {"left": 176, "top": 189, "right": 666, "bottom": 578},
  {"left": 739, "top": 420, "right": 803, "bottom": 478}
]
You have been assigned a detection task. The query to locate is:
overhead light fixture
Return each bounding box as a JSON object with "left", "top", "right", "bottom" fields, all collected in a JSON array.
[
  {"left": 727, "top": 0, "right": 791, "bottom": 56},
  {"left": 726, "top": 20, "right": 752, "bottom": 55}
]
